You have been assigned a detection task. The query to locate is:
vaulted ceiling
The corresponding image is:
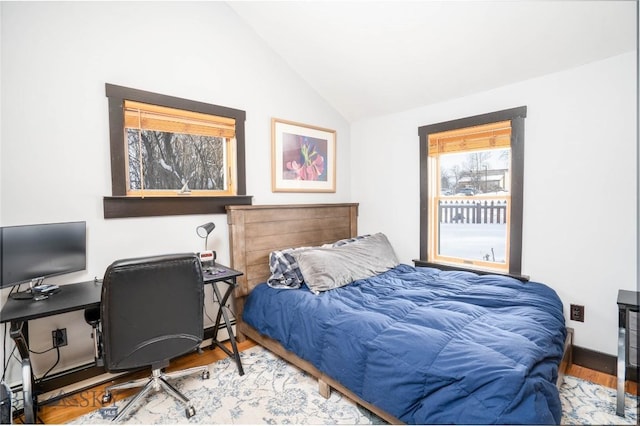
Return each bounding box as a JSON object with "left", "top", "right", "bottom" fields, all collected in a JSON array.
[{"left": 228, "top": 1, "right": 637, "bottom": 122}]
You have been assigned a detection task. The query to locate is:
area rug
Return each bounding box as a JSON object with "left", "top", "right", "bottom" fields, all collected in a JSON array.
[{"left": 70, "top": 345, "right": 638, "bottom": 425}]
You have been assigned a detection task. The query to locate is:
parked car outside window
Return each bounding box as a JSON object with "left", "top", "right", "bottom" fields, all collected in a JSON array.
[{"left": 456, "top": 187, "right": 475, "bottom": 196}]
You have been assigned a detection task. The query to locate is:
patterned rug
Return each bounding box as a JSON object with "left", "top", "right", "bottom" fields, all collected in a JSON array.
[{"left": 70, "top": 345, "right": 638, "bottom": 425}]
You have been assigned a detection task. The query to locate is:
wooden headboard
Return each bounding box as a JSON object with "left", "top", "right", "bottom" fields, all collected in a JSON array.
[{"left": 226, "top": 203, "right": 359, "bottom": 298}]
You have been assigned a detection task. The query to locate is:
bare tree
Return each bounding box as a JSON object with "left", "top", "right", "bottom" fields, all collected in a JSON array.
[
  {"left": 127, "top": 130, "right": 225, "bottom": 192},
  {"left": 441, "top": 164, "right": 464, "bottom": 192},
  {"left": 463, "top": 152, "right": 491, "bottom": 191}
]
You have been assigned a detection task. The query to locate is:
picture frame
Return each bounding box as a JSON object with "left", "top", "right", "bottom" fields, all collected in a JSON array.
[{"left": 271, "top": 118, "right": 336, "bottom": 192}]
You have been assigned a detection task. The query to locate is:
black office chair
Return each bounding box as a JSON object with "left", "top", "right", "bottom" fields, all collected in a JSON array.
[{"left": 90, "top": 253, "right": 209, "bottom": 422}]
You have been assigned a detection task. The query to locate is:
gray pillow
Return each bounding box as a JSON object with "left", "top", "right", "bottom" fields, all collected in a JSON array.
[
  {"left": 267, "top": 235, "right": 372, "bottom": 289},
  {"left": 292, "top": 232, "right": 399, "bottom": 294}
]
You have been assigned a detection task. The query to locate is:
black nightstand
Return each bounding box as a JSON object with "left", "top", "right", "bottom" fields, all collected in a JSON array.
[
  {"left": 203, "top": 264, "right": 244, "bottom": 376},
  {"left": 616, "top": 289, "right": 639, "bottom": 417}
]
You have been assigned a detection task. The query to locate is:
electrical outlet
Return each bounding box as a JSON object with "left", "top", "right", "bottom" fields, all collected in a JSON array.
[
  {"left": 52, "top": 328, "right": 68, "bottom": 347},
  {"left": 570, "top": 304, "right": 585, "bottom": 322}
]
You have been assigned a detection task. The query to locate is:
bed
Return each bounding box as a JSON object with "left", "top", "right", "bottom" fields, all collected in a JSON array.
[{"left": 226, "top": 203, "right": 572, "bottom": 424}]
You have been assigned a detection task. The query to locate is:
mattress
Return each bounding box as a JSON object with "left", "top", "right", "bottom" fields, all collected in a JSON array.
[{"left": 243, "top": 264, "right": 566, "bottom": 424}]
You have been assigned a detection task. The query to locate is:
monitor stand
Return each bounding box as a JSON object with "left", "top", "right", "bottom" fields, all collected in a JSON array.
[{"left": 9, "top": 278, "right": 45, "bottom": 300}]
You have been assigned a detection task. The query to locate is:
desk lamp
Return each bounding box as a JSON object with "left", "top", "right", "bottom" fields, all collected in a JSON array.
[{"left": 196, "top": 222, "right": 216, "bottom": 271}]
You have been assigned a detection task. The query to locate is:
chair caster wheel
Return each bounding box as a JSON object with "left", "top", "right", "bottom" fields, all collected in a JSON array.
[
  {"left": 202, "top": 370, "right": 210, "bottom": 380},
  {"left": 185, "top": 406, "right": 196, "bottom": 418},
  {"left": 102, "top": 393, "right": 112, "bottom": 404}
]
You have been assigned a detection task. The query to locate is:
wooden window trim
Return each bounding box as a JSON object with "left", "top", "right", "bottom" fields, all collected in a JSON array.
[
  {"left": 418, "top": 106, "right": 527, "bottom": 275},
  {"left": 104, "top": 83, "right": 252, "bottom": 218},
  {"left": 428, "top": 122, "right": 513, "bottom": 272},
  {"left": 103, "top": 195, "right": 252, "bottom": 218}
]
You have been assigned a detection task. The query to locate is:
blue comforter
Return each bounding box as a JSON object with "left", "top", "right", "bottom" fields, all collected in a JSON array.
[{"left": 243, "top": 264, "right": 566, "bottom": 424}]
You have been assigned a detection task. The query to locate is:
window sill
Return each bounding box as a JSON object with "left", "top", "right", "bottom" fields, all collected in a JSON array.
[
  {"left": 103, "top": 195, "right": 253, "bottom": 219},
  {"left": 412, "top": 259, "right": 530, "bottom": 282}
]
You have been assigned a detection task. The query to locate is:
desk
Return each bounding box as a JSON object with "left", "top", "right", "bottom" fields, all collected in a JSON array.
[
  {"left": 0, "top": 280, "right": 102, "bottom": 424},
  {"left": 0, "top": 264, "right": 243, "bottom": 423},
  {"left": 616, "top": 289, "right": 639, "bottom": 417}
]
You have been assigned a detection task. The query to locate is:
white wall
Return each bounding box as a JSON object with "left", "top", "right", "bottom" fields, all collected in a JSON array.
[
  {"left": 0, "top": 2, "right": 3, "bottom": 224},
  {"left": 351, "top": 51, "right": 637, "bottom": 356},
  {"left": 1, "top": 1, "right": 636, "bottom": 389},
  {"left": 0, "top": 2, "right": 350, "bottom": 385}
]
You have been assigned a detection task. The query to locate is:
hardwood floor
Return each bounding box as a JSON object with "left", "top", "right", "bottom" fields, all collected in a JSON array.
[
  {"left": 566, "top": 363, "right": 638, "bottom": 395},
  {"left": 15, "top": 340, "right": 639, "bottom": 424}
]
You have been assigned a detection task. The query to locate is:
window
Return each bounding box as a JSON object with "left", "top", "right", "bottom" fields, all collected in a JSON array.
[
  {"left": 419, "top": 107, "right": 526, "bottom": 276},
  {"left": 104, "top": 84, "right": 252, "bottom": 218},
  {"left": 124, "top": 100, "right": 236, "bottom": 196}
]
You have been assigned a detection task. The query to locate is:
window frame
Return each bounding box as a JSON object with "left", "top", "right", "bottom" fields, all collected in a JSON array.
[
  {"left": 123, "top": 99, "right": 237, "bottom": 197},
  {"left": 418, "top": 106, "right": 527, "bottom": 277},
  {"left": 103, "top": 83, "right": 252, "bottom": 218}
]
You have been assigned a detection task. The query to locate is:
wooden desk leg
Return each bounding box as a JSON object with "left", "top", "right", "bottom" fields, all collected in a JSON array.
[{"left": 616, "top": 324, "right": 626, "bottom": 417}]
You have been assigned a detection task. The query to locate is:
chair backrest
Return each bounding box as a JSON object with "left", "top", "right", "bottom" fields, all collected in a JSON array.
[{"left": 101, "top": 253, "right": 204, "bottom": 372}]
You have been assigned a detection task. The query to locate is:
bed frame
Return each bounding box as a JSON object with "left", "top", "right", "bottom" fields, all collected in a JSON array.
[{"left": 226, "top": 203, "right": 572, "bottom": 424}]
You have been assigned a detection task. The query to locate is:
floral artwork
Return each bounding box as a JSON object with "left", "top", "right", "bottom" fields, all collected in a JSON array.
[
  {"left": 282, "top": 133, "right": 328, "bottom": 181},
  {"left": 272, "top": 119, "right": 336, "bottom": 192}
]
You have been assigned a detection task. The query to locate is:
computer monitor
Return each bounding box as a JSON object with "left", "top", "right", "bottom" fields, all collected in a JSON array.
[{"left": 1, "top": 221, "right": 87, "bottom": 292}]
